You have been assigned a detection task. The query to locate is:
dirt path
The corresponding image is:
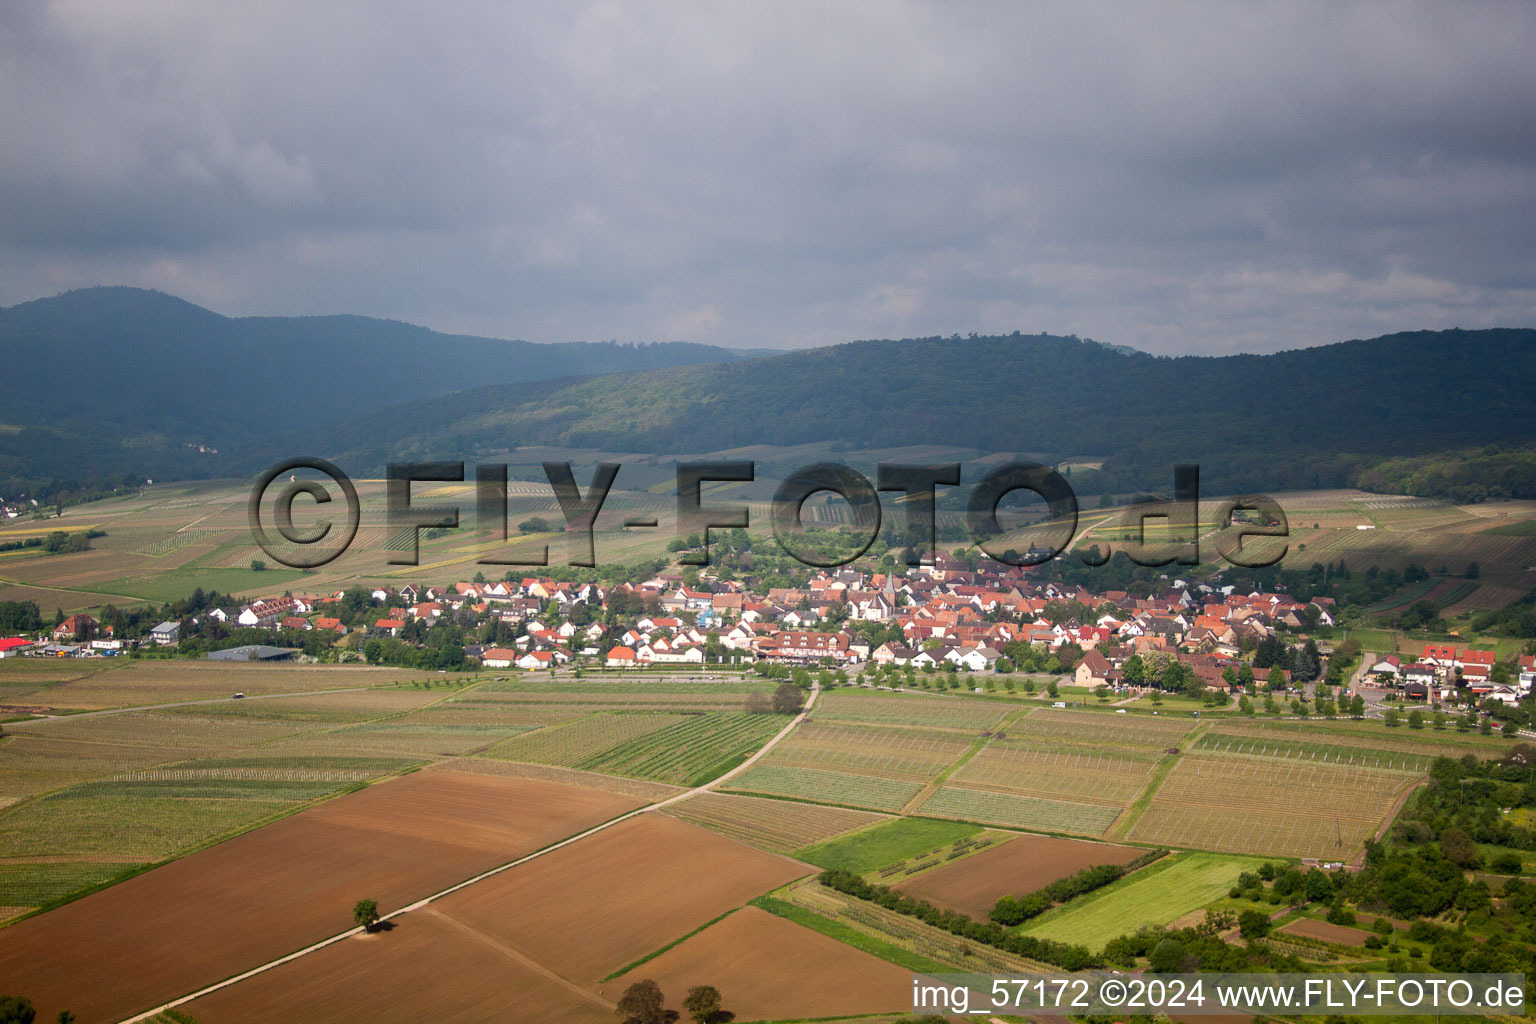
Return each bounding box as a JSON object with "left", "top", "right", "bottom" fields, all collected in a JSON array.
[
  {"left": 422, "top": 908, "right": 615, "bottom": 1011},
  {"left": 117, "top": 681, "right": 822, "bottom": 1024}
]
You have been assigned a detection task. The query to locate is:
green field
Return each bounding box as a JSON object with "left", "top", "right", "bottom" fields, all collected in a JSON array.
[
  {"left": 1481, "top": 520, "right": 1536, "bottom": 536},
  {"left": 575, "top": 711, "right": 784, "bottom": 786},
  {"left": 793, "top": 817, "right": 980, "bottom": 873},
  {"left": 1021, "top": 851, "right": 1269, "bottom": 947},
  {"left": 0, "top": 861, "right": 143, "bottom": 909},
  {"left": 96, "top": 567, "right": 306, "bottom": 603}
]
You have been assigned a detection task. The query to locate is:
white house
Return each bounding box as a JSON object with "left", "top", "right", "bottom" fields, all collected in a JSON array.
[
  {"left": 150, "top": 621, "right": 181, "bottom": 646},
  {"left": 481, "top": 647, "right": 518, "bottom": 669}
]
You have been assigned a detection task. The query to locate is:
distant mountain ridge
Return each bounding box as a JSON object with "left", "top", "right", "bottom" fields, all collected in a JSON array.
[
  {"left": 303, "top": 327, "right": 1536, "bottom": 495},
  {"left": 0, "top": 287, "right": 760, "bottom": 491}
]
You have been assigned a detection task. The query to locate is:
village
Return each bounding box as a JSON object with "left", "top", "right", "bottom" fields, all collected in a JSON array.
[{"left": 4, "top": 551, "right": 1532, "bottom": 715}]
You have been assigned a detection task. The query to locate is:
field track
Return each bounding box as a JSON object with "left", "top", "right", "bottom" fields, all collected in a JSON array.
[
  {"left": 0, "top": 771, "right": 642, "bottom": 1024},
  {"left": 112, "top": 681, "right": 820, "bottom": 1024}
]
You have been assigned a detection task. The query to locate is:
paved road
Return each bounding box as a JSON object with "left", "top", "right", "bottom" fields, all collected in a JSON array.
[{"left": 118, "top": 680, "right": 822, "bottom": 1024}]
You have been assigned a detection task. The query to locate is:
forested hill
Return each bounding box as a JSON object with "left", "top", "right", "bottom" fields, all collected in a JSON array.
[
  {"left": 0, "top": 287, "right": 757, "bottom": 492},
  {"left": 307, "top": 328, "right": 1536, "bottom": 495}
]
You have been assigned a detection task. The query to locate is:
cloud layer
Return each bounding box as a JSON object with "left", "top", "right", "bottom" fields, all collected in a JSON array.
[{"left": 3, "top": 1, "right": 1534, "bottom": 353}]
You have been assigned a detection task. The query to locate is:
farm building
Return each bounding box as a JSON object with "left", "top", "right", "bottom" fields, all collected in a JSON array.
[{"left": 206, "top": 645, "right": 295, "bottom": 662}]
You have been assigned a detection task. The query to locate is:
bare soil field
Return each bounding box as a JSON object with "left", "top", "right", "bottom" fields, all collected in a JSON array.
[
  {"left": 0, "top": 771, "right": 640, "bottom": 1024},
  {"left": 433, "top": 812, "right": 810, "bottom": 984},
  {"left": 599, "top": 906, "right": 913, "bottom": 1019},
  {"left": 186, "top": 910, "right": 615, "bottom": 1024},
  {"left": 1280, "top": 917, "right": 1372, "bottom": 946},
  {"left": 894, "top": 832, "right": 1144, "bottom": 919}
]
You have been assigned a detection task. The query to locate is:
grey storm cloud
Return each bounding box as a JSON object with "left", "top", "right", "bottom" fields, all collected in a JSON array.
[{"left": 1, "top": 0, "right": 1534, "bottom": 354}]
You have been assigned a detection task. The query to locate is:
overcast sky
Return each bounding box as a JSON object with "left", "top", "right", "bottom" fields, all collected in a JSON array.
[{"left": 2, "top": 2, "right": 1534, "bottom": 354}]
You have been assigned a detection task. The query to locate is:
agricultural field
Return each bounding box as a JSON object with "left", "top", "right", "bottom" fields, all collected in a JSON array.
[
  {"left": 794, "top": 816, "right": 981, "bottom": 874},
  {"left": 1021, "top": 851, "right": 1269, "bottom": 947},
  {"left": 812, "top": 689, "right": 1011, "bottom": 730},
  {"left": 662, "top": 791, "right": 889, "bottom": 853},
  {"left": 1126, "top": 752, "right": 1416, "bottom": 859},
  {"left": 598, "top": 906, "right": 914, "bottom": 1020},
  {"left": 424, "top": 813, "right": 809, "bottom": 985},
  {"left": 723, "top": 720, "right": 976, "bottom": 811},
  {"left": 481, "top": 709, "right": 783, "bottom": 785},
  {"left": 915, "top": 785, "right": 1125, "bottom": 835},
  {"left": 894, "top": 832, "right": 1145, "bottom": 919},
  {"left": 724, "top": 762, "right": 927, "bottom": 811},
  {"left": 945, "top": 740, "right": 1163, "bottom": 806},
  {"left": 572, "top": 711, "right": 784, "bottom": 785},
  {"left": 0, "top": 659, "right": 449, "bottom": 714},
  {"left": 483, "top": 711, "right": 691, "bottom": 766},
  {"left": 0, "top": 771, "right": 645, "bottom": 1024},
  {"left": 185, "top": 910, "right": 615, "bottom": 1024}
]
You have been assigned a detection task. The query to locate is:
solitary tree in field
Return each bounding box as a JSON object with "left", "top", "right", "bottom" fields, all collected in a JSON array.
[
  {"left": 353, "top": 898, "right": 380, "bottom": 933},
  {"left": 683, "top": 984, "right": 723, "bottom": 1024},
  {"left": 0, "top": 995, "right": 34, "bottom": 1024},
  {"left": 616, "top": 980, "right": 667, "bottom": 1024},
  {"left": 771, "top": 682, "right": 803, "bottom": 715}
]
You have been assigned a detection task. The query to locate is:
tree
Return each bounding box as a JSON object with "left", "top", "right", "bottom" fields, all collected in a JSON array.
[
  {"left": 1383, "top": 708, "right": 1401, "bottom": 728},
  {"left": 0, "top": 997, "right": 33, "bottom": 1024},
  {"left": 771, "top": 682, "right": 803, "bottom": 715},
  {"left": 1046, "top": 680, "right": 1059, "bottom": 698},
  {"left": 1408, "top": 709, "right": 1425, "bottom": 730},
  {"left": 352, "top": 898, "right": 380, "bottom": 933},
  {"left": 616, "top": 980, "right": 667, "bottom": 1024},
  {"left": 250, "top": 558, "right": 266, "bottom": 571},
  {"left": 683, "top": 985, "right": 722, "bottom": 1024},
  {"left": 1439, "top": 827, "right": 1480, "bottom": 868},
  {"left": 1504, "top": 719, "right": 1520, "bottom": 738},
  {"left": 55, "top": 1015, "right": 73, "bottom": 1024},
  {"left": 1238, "top": 908, "right": 1271, "bottom": 939},
  {"left": 1148, "top": 937, "right": 1186, "bottom": 972}
]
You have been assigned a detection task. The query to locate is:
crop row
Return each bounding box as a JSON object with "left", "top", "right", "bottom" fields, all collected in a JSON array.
[
  {"left": 725, "top": 763, "right": 925, "bottom": 812},
  {"left": 576, "top": 712, "right": 783, "bottom": 785},
  {"left": 950, "top": 746, "right": 1154, "bottom": 805},
  {"left": 484, "top": 713, "right": 687, "bottom": 767},
  {"left": 665, "top": 792, "right": 887, "bottom": 852},
  {"left": 914, "top": 785, "right": 1122, "bottom": 836}
]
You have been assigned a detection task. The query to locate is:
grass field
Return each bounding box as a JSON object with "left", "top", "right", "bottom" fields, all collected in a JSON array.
[
  {"left": 793, "top": 817, "right": 980, "bottom": 873},
  {"left": 1021, "top": 851, "right": 1269, "bottom": 947}
]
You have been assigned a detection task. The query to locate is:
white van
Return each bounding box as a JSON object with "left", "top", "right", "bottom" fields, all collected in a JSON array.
[{"left": 1051, "top": 701, "right": 1067, "bottom": 708}]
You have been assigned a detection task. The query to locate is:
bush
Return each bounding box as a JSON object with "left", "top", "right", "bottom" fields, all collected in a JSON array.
[
  {"left": 1326, "top": 903, "right": 1356, "bottom": 926},
  {"left": 1238, "top": 908, "right": 1271, "bottom": 939},
  {"left": 1364, "top": 934, "right": 1386, "bottom": 949},
  {"left": 1489, "top": 851, "right": 1523, "bottom": 875},
  {"left": 821, "top": 869, "right": 1100, "bottom": 970}
]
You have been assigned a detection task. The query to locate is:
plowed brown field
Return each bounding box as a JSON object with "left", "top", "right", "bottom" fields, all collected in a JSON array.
[
  {"left": 0, "top": 771, "right": 640, "bottom": 1023},
  {"left": 432, "top": 812, "right": 810, "bottom": 984},
  {"left": 894, "top": 832, "right": 1143, "bottom": 918},
  {"left": 599, "top": 906, "right": 913, "bottom": 1020}
]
